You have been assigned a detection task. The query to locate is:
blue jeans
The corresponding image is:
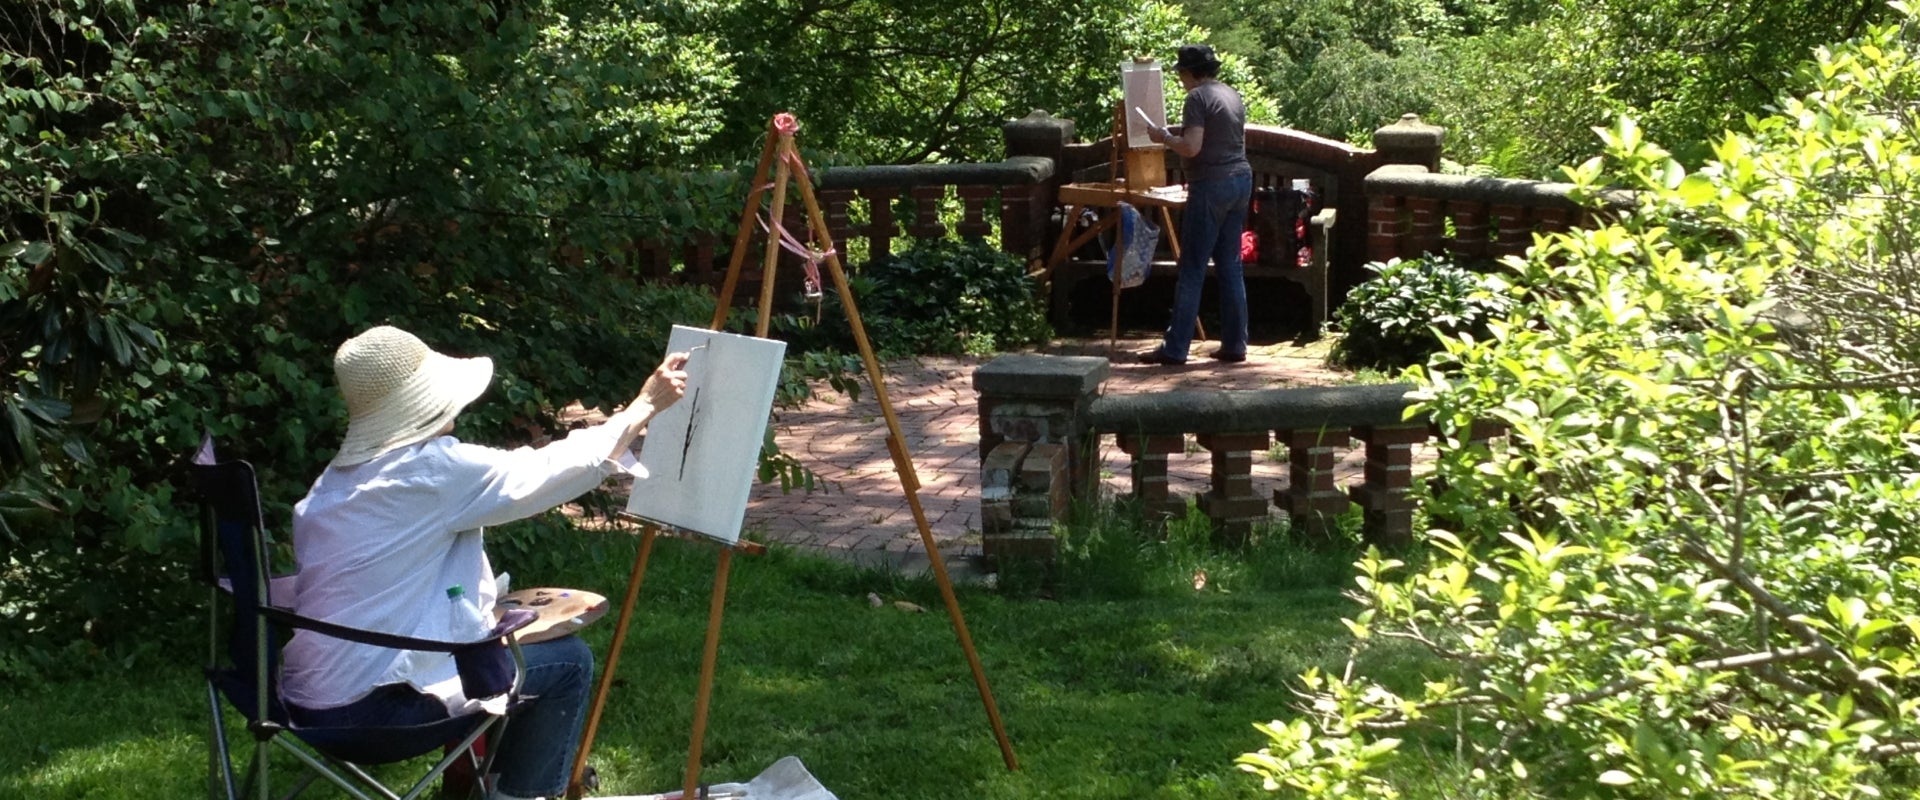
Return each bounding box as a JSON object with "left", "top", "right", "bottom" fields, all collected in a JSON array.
[
  {"left": 292, "top": 636, "right": 595, "bottom": 798},
  {"left": 1158, "top": 170, "right": 1252, "bottom": 360}
]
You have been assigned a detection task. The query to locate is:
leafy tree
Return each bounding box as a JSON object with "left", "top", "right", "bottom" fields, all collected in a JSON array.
[
  {"left": 707, "top": 0, "right": 1203, "bottom": 163},
  {"left": 1241, "top": 9, "right": 1920, "bottom": 796},
  {"left": 1430, "top": 0, "right": 1898, "bottom": 176},
  {"left": 1, "top": 0, "right": 740, "bottom": 675}
]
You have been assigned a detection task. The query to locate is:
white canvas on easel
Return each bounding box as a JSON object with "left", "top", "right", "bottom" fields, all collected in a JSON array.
[
  {"left": 1121, "top": 59, "right": 1167, "bottom": 149},
  {"left": 626, "top": 324, "right": 787, "bottom": 545}
]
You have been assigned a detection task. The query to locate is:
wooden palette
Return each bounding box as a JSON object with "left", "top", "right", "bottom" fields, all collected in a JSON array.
[{"left": 493, "top": 587, "right": 610, "bottom": 644}]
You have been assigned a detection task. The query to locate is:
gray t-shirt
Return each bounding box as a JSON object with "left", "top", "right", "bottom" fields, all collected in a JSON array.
[{"left": 1180, "top": 80, "right": 1249, "bottom": 183}]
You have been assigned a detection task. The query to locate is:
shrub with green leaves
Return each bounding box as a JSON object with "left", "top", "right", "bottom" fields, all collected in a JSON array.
[
  {"left": 1, "top": 0, "right": 741, "bottom": 679},
  {"left": 1329, "top": 254, "right": 1513, "bottom": 372},
  {"left": 1245, "top": 10, "right": 1920, "bottom": 798},
  {"left": 834, "top": 238, "right": 1052, "bottom": 357}
]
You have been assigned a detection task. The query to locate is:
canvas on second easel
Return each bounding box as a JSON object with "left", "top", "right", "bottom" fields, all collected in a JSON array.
[
  {"left": 626, "top": 324, "right": 787, "bottom": 545},
  {"left": 1121, "top": 59, "right": 1168, "bottom": 149}
]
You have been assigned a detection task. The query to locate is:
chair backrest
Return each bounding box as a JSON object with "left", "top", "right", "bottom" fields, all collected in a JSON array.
[{"left": 188, "top": 437, "right": 281, "bottom": 697}]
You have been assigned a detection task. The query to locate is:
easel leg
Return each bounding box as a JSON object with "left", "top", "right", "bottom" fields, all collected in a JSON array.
[
  {"left": 787, "top": 146, "right": 1020, "bottom": 771},
  {"left": 1159, "top": 206, "right": 1182, "bottom": 261},
  {"left": 567, "top": 525, "right": 659, "bottom": 799},
  {"left": 755, "top": 157, "right": 794, "bottom": 337},
  {"left": 683, "top": 549, "right": 734, "bottom": 799},
  {"left": 1041, "top": 204, "right": 1085, "bottom": 279},
  {"left": 711, "top": 122, "right": 783, "bottom": 328}
]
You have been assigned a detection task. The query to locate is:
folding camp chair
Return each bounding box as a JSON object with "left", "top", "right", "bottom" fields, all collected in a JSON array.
[{"left": 190, "top": 437, "right": 539, "bottom": 800}]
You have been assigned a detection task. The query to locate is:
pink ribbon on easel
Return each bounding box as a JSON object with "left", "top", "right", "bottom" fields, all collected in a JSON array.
[
  {"left": 754, "top": 125, "right": 831, "bottom": 299},
  {"left": 755, "top": 203, "right": 830, "bottom": 299}
]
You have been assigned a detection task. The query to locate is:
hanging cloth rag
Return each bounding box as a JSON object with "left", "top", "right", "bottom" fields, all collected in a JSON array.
[{"left": 1106, "top": 202, "right": 1159, "bottom": 290}]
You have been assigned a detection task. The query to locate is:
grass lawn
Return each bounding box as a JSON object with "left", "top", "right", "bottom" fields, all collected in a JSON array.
[{"left": 0, "top": 507, "right": 1437, "bottom": 799}]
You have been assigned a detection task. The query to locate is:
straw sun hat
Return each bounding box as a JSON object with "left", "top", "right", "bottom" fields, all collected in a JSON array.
[{"left": 329, "top": 326, "right": 493, "bottom": 467}]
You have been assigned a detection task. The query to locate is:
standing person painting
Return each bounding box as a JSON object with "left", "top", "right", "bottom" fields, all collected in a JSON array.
[
  {"left": 1139, "top": 44, "right": 1252, "bottom": 365},
  {"left": 282, "top": 325, "right": 689, "bottom": 800}
]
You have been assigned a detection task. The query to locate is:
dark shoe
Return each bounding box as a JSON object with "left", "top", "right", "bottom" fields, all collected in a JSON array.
[
  {"left": 1208, "top": 350, "right": 1247, "bottom": 363},
  {"left": 1136, "top": 349, "right": 1187, "bottom": 365}
]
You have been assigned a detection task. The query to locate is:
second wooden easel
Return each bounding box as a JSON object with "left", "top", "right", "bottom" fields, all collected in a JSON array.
[{"left": 565, "top": 112, "right": 1018, "bottom": 800}]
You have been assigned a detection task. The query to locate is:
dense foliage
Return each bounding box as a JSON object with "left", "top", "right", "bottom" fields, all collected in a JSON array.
[
  {"left": 1328, "top": 254, "right": 1512, "bottom": 371},
  {"left": 0, "top": 0, "right": 1190, "bottom": 678},
  {"left": 1188, "top": 0, "right": 1899, "bottom": 176},
  {"left": 1243, "top": 10, "right": 1920, "bottom": 796},
  {"left": 809, "top": 238, "right": 1052, "bottom": 358},
  {"left": 710, "top": 0, "right": 1207, "bottom": 163}
]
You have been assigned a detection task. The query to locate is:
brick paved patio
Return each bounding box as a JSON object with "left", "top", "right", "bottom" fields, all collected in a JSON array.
[{"left": 741, "top": 335, "right": 1366, "bottom": 575}]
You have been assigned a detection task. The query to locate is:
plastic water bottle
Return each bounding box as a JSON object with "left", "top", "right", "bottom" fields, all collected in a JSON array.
[{"left": 446, "top": 584, "right": 492, "bottom": 641}]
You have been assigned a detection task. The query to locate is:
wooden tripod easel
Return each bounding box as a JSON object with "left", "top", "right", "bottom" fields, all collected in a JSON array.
[{"left": 566, "top": 113, "right": 1018, "bottom": 800}]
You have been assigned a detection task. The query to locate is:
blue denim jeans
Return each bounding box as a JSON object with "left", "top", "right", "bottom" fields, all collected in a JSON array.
[
  {"left": 1157, "top": 170, "right": 1252, "bottom": 360},
  {"left": 292, "top": 636, "right": 595, "bottom": 798}
]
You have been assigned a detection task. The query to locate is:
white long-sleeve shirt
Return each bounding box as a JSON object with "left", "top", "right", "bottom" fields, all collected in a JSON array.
[{"left": 281, "top": 421, "right": 643, "bottom": 715}]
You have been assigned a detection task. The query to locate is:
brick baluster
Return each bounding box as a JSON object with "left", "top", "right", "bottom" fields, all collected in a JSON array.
[
  {"left": 1490, "top": 203, "right": 1530, "bottom": 258},
  {"left": 1447, "top": 199, "right": 1489, "bottom": 259},
  {"left": 1368, "top": 194, "right": 1404, "bottom": 264},
  {"left": 1535, "top": 206, "right": 1572, "bottom": 238},
  {"left": 1196, "top": 432, "right": 1272, "bottom": 545},
  {"left": 1407, "top": 195, "right": 1443, "bottom": 259},
  {"left": 819, "top": 188, "right": 856, "bottom": 254},
  {"left": 907, "top": 185, "right": 947, "bottom": 239},
  {"left": 860, "top": 187, "right": 899, "bottom": 263},
  {"left": 1278, "top": 427, "right": 1353, "bottom": 541},
  {"left": 683, "top": 235, "right": 716, "bottom": 286},
  {"left": 1115, "top": 433, "right": 1190, "bottom": 522},
  {"left": 955, "top": 185, "right": 996, "bottom": 240},
  {"left": 1349, "top": 424, "right": 1427, "bottom": 549}
]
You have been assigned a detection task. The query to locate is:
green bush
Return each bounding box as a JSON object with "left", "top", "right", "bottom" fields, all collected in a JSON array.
[
  {"left": 0, "top": 0, "right": 745, "bottom": 680},
  {"left": 1248, "top": 12, "right": 1920, "bottom": 796},
  {"left": 831, "top": 238, "right": 1052, "bottom": 357},
  {"left": 1329, "top": 254, "right": 1513, "bottom": 372}
]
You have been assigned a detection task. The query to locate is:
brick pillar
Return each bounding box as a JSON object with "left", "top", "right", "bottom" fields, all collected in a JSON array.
[
  {"left": 1196, "top": 432, "right": 1272, "bottom": 545},
  {"left": 1115, "top": 433, "right": 1188, "bottom": 521},
  {"left": 980, "top": 441, "right": 1029, "bottom": 537},
  {"left": 1447, "top": 200, "right": 1489, "bottom": 259},
  {"left": 974, "top": 355, "right": 1109, "bottom": 562},
  {"left": 1349, "top": 424, "right": 1427, "bottom": 549},
  {"left": 1002, "top": 109, "right": 1076, "bottom": 168},
  {"left": 1368, "top": 194, "right": 1403, "bottom": 264},
  {"left": 1001, "top": 110, "right": 1075, "bottom": 264},
  {"left": 1407, "top": 195, "right": 1443, "bottom": 259},
  {"left": 1278, "top": 427, "right": 1353, "bottom": 541},
  {"left": 999, "top": 183, "right": 1049, "bottom": 263}
]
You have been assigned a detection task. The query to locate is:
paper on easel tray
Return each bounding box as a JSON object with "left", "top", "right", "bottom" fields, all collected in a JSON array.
[{"left": 626, "top": 325, "right": 787, "bottom": 545}]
